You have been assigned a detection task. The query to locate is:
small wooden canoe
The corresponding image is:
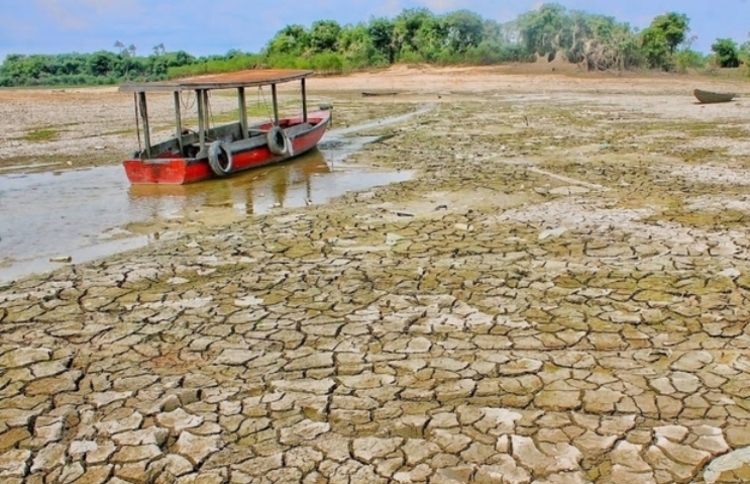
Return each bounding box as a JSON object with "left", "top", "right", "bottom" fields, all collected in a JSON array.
[
  {"left": 693, "top": 89, "right": 736, "bottom": 104},
  {"left": 362, "top": 91, "right": 398, "bottom": 97}
]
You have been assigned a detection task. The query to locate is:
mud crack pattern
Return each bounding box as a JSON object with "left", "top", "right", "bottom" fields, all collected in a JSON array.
[{"left": 3, "top": 73, "right": 750, "bottom": 483}]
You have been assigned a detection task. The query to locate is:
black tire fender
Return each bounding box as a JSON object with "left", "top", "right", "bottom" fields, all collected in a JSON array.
[
  {"left": 208, "top": 140, "right": 233, "bottom": 176},
  {"left": 266, "top": 126, "right": 288, "bottom": 156}
]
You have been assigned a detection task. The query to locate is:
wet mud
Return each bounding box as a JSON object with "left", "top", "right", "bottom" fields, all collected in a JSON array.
[{"left": 0, "top": 105, "right": 433, "bottom": 282}]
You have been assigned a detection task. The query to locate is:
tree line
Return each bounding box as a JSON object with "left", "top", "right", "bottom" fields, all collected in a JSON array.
[{"left": 2, "top": 3, "right": 749, "bottom": 87}]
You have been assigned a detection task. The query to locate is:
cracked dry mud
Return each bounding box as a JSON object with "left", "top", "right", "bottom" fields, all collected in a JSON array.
[{"left": 3, "top": 66, "right": 750, "bottom": 483}]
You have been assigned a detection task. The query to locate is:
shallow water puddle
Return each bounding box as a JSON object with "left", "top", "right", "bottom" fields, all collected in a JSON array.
[
  {"left": 0, "top": 150, "right": 412, "bottom": 282},
  {"left": 0, "top": 114, "right": 427, "bottom": 283}
]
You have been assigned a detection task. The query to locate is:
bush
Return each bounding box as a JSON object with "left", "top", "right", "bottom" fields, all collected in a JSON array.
[
  {"left": 397, "top": 49, "right": 424, "bottom": 65},
  {"left": 262, "top": 53, "right": 305, "bottom": 69},
  {"left": 463, "top": 42, "right": 531, "bottom": 65},
  {"left": 166, "top": 54, "right": 261, "bottom": 78},
  {"left": 711, "top": 38, "right": 740, "bottom": 68},
  {"left": 308, "top": 52, "right": 344, "bottom": 74},
  {"left": 675, "top": 49, "right": 706, "bottom": 72}
]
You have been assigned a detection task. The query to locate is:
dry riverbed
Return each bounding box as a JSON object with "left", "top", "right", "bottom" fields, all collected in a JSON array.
[{"left": 2, "top": 65, "right": 750, "bottom": 483}]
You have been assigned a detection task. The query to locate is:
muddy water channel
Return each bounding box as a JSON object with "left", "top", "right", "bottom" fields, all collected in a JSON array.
[{"left": 0, "top": 107, "right": 432, "bottom": 283}]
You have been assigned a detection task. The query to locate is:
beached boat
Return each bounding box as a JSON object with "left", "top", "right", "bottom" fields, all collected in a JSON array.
[
  {"left": 362, "top": 91, "right": 399, "bottom": 97},
  {"left": 119, "top": 69, "right": 331, "bottom": 185},
  {"left": 693, "top": 88, "right": 736, "bottom": 104}
]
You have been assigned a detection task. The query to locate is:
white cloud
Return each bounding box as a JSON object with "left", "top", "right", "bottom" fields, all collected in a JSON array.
[
  {"left": 373, "top": 0, "right": 403, "bottom": 16},
  {"left": 33, "top": 0, "right": 143, "bottom": 30},
  {"left": 418, "top": 0, "right": 469, "bottom": 11}
]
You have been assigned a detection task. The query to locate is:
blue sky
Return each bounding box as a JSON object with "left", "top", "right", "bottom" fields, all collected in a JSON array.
[{"left": 1, "top": 0, "right": 748, "bottom": 60}]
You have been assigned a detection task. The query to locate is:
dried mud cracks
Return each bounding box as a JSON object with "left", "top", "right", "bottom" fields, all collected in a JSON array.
[{"left": 3, "top": 89, "right": 750, "bottom": 484}]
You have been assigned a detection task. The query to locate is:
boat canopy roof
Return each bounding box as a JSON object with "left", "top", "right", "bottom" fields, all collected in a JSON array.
[{"left": 119, "top": 69, "right": 314, "bottom": 93}]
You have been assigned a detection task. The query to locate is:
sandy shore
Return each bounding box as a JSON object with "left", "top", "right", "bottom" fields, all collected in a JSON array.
[{"left": 2, "top": 65, "right": 750, "bottom": 483}]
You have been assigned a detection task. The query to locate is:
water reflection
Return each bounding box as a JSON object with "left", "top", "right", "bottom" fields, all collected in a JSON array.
[
  {"left": 0, "top": 146, "right": 412, "bottom": 283},
  {"left": 126, "top": 148, "right": 338, "bottom": 217},
  {"left": 0, "top": 104, "right": 436, "bottom": 283}
]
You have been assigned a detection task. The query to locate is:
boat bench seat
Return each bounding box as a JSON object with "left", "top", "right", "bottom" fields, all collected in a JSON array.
[
  {"left": 146, "top": 121, "right": 315, "bottom": 159},
  {"left": 210, "top": 122, "right": 243, "bottom": 142}
]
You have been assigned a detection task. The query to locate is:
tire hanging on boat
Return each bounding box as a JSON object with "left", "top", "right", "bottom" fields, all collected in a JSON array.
[
  {"left": 266, "top": 126, "right": 288, "bottom": 156},
  {"left": 208, "top": 140, "right": 233, "bottom": 176}
]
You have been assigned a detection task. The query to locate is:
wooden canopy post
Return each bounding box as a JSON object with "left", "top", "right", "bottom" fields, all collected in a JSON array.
[
  {"left": 196, "top": 89, "right": 206, "bottom": 152},
  {"left": 173, "top": 91, "right": 183, "bottom": 154},
  {"left": 202, "top": 90, "right": 210, "bottom": 140},
  {"left": 301, "top": 78, "right": 308, "bottom": 123},
  {"left": 238, "top": 87, "right": 248, "bottom": 139},
  {"left": 117, "top": 70, "right": 317, "bottom": 164},
  {"left": 137, "top": 92, "right": 151, "bottom": 158},
  {"left": 271, "top": 83, "right": 279, "bottom": 125}
]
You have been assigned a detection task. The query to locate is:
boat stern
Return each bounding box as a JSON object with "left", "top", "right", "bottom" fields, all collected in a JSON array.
[{"left": 123, "top": 157, "right": 192, "bottom": 185}]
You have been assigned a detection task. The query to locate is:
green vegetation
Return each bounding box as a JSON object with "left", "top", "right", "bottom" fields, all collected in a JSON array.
[
  {"left": 18, "top": 128, "right": 58, "bottom": 142},
  {"left": 711, "top": 38, "right": 741, "bottom": 68},
  {"left": 640, "top": 12, "right": 690, "bottom": 70},
  {"left": 1, "top": 3, "right": 748, "bottom": 87},
  {"left": 167, "top": 50, "right": 262, "bottom": 78},
  {"left": 0, "top": 47, "right": 198, "bottom": 87}
]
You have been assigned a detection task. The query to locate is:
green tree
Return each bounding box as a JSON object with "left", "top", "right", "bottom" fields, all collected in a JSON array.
[
  {"left": 514, "top": 4, "right": 642, "bottom": 70},
  {"left": 392, "top": 8, "right": 434, "bottom": 59},
  {"left": 565, "top": 11, "right": 610, "bottom": 63},
  {"left": 266, "top": 24, "right": 309, "bottom": 56},
  {"left": 515, "top": 3, "right": 572, "bottom": 57},
  {"left": 58, "top": 54, "right": 86, "bottom": 75},
  {"left": 462, "top": 20, "right": 529, "bottom": 64},
  {"left": 0, "top": 4, "right": 711, "bottom": 85},
  {"left": 741, "top": 33, "right": 750, "bottom": 66},
  {"left": 309, "top": 20, "right": 342, "bottom": 53},
  {"left": 172, "top": 50, "right": 195, "bottom": 66},
  {"left": 412, "top": 15, "right": 447, "bottom": 62},
  {"left": 638, "top": 12, "right": 689, "bottom": 71},
  {"left": 712, "top": 38, "right": 740, "bottom": 67},
  {"left": 674, "top": 35, "right": 705, "bottom": 72},
  {"left": 367, "top": 17, "right": 395, "bottom": 63},
  {"left": 649, "top": 12, "right": 689, "bottom": 54},
  {"left": 339, "top": 22, "right": 380, "bottom": 67},
  {"left": 444, "top": 10, "right": 484, "bottom": 53},
  {"left": 640, "top": 27, "right": 671, "bottom": 70},
  {"left": 563, "top": 12, "right": 642, "bottom": 70},
  {"left": 87, "top": 51, "right": 116, "bottom": 76}
]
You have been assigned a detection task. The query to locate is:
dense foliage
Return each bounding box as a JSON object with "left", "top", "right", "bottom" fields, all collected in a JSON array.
[
  {"left": 0, "top": 45, "right": 198, "bottom": 87},
  {"left": 1, "top": 3, "right": 746, "bottom": 87},
  {"left": 712, "top": 38, "right": 741, "bottom": 68}
]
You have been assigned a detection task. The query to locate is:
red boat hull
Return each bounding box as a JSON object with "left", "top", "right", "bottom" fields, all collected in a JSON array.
[{"left": 123, "top": 110, "right": 331, "bottom": 185}]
